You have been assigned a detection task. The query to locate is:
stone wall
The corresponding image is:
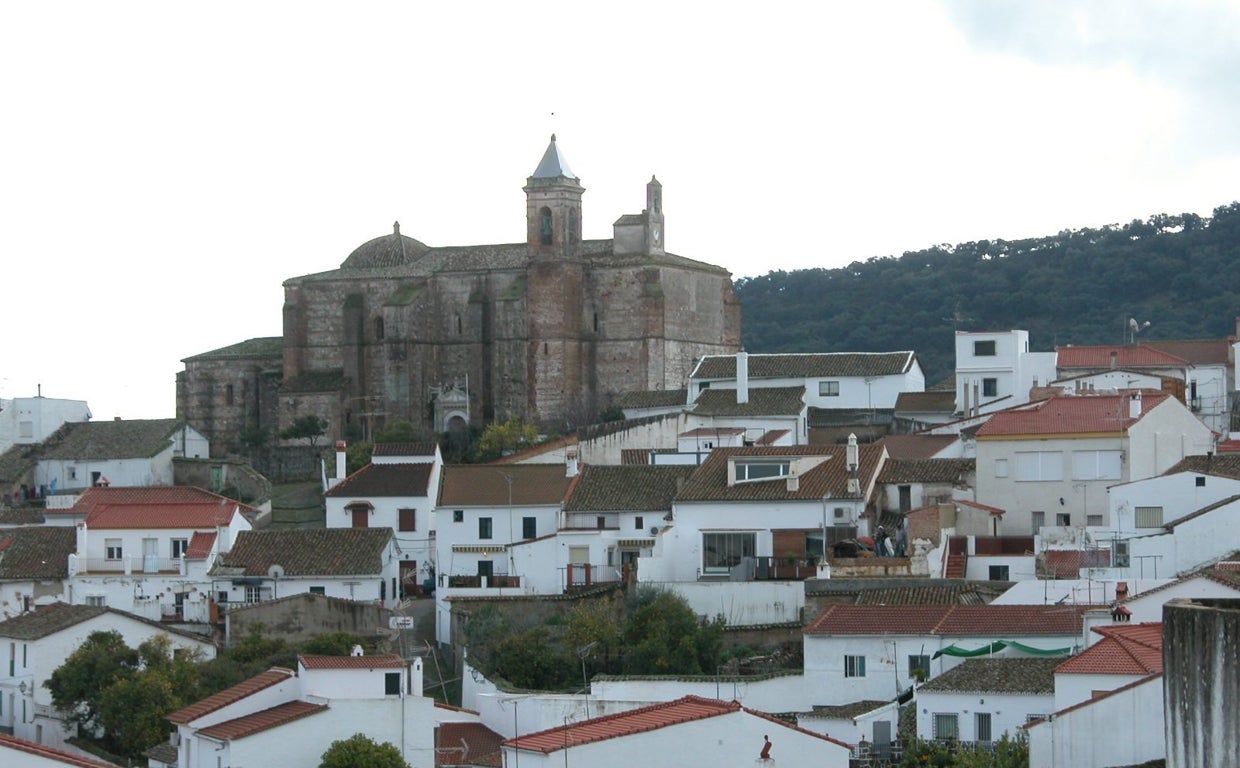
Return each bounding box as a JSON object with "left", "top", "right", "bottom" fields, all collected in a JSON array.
[
  {"left": 224, "top": 592, "right": 390, "bottom": 646},
  {"left": 1164, "top": 598, "right": 1240, "bottom": 768}
]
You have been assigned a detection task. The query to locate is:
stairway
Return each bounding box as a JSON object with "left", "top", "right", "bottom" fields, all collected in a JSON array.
[{"left": 945, "top": 553, "right": 967, "bottom": 579}]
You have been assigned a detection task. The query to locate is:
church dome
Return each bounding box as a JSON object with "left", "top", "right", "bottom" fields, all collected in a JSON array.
[{"left": 341, "top": 222, "right": 431, "bottom": 268}]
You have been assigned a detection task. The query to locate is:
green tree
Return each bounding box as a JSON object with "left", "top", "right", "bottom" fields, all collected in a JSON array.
[
  {"left": 476, "top": 417, "right": 539, "bottom": 461},
  {"left": 621, "top": 588, "right": 725, "bottom": 675},
  {"left": 238, "top": 424, "right": 271, "bottom": 451},
  {"left": 346, "top": 440, "right": 374, "bottom": 475},
  {"left": 319, "top": 733, "right": 410, "bottom": 768},
  {"left": 280, "top": 414, "right": 330, "bottom": 450},
  {"left": 374, "top": 418, "right": 436, "bottom": 444},
  {"left": 46, "top": 630, "right": 139, "bottom": 736},
  {"left": 302, "top": 632, "right": 370, "bottom": 656}
]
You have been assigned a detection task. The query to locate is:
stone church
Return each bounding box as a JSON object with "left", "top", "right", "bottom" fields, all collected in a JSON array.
[{"left": 178, "top": 137, "right": 741, "bottom": 454}]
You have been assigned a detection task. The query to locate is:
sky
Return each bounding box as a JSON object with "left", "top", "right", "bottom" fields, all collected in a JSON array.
[{"left": 2, "top": 1, "right": 1238, "bottom": 422}]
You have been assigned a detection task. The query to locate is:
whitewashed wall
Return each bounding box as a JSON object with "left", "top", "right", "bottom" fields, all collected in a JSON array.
[
  {"left": 1027, "top": 674, "right": 1163, "bottom": 768},
  {"left": 642, "top": 580, "right": 804, "bottom": 626},
  {"left": 915, "top": 689, "right": 1052, "bottom": 743}
]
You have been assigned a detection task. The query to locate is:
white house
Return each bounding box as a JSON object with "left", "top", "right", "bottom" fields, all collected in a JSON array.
[
  {"left": 1144, "top": 337, "right": 1235, "bottom": 434},
  {"left": 1097, "top": 496, "right": 1240, "bottom": 581},
  {"left": 66, "top": 490, "right": 255, "bottom": 622},
  {"left": 324, "top": 442, "right": 442, "bottom": 599},
  {"left": 1107, "top": 457, "right": 1240, "bottom": 541},
  {"left": 0, "top": 395, "right": 91, "bottom": 454},
  {"left": 644, "top": 442, "right": 887, "bottom": 585},
  {"left": 0, "top": 602, "right": 217, "bottom": 750},
  {"left": 955, "top": 330, "right": 1057, "bottom": 417},
  {"left": 914, "top": 657, "right": 1059, "bottom": 747},
  {"left": 502, "top": 695, "right": 853, "bottom": 768},
  {"left": 32, "top": 419, "right": 209, "bottom": 494},
  {"left": 1051, "top": 622, "right": 1162, "bottom": 711},
  {"left": 0, "top": 527, "right": 76, "bottom": 620},
  {"left": 0, "top": 732, "right": 122, "bottom": 767},
  {"left": 876, "top": 458, "right": 974, "bottom": 515},
  {"left": 209, "top": 528, "right": 401, "bottom": 616},
  {"left": 973, "top": 391, "right": 1214, "bottom": 534},
  {"left": 1055, "top": 343, "right": 1191, "bottom": 391},
  {"left": 803, "top": 604, "right": 1082, "bottom": 707},
  {"left": 167, "top": 652, "right": 448, "bottom": 768}
]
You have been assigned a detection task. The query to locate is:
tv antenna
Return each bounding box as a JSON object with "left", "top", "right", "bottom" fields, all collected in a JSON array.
[{"left": 1127, "top": 317, "right": 1151, "bottom": 345}]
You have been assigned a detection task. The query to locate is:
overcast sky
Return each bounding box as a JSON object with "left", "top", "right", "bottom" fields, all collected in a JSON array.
[{"left": 3, "top": 1, "right": 1237, "bottom": 422}]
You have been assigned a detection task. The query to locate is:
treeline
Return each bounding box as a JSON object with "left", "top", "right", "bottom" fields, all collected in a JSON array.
[{"left": 735, "top": 202, "right": 1240, "bottom": 384}]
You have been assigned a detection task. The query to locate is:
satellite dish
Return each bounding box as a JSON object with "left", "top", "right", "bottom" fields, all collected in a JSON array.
[
  {"left": 649, "top": 526, "right": 659, "bottom": 535},
  {"left": 268, "top": 564, "right": 285, "bottom": 579}
]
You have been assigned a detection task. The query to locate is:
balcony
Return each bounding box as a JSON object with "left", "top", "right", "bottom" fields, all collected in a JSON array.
[
  {"left": 446, "top": 574, "right": 522, "bottom": 589},
  {"left": 76, "top": 556, "right": 183, "bottom": 575},
  {"left": 562, "top": 563, "right": 630, "bottom": 591}
]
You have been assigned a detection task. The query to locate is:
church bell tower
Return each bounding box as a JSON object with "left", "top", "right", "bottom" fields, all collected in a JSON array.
[{"left": 524, "top": 134, "right": 585, "bottom": 259}]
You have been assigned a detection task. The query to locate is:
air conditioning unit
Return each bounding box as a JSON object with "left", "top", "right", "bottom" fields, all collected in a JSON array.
[
  {"left": 1113, "top": 540, "right": 1130, "bottom": 568},
  {"left": 833, "top": 508, "right": 848, "bottom": 520},
  {"left": 649, "top": 526, "right": 660, "bottom": 536}
]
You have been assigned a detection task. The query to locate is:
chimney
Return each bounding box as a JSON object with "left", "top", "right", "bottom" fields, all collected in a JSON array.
[
  {"left": 1110, "top": 351, "right": 1118, "bottom": 369},
  {"left": 1115, "top": 581, "right": 1129, "bottom": 600},
  {"left": 350, "top": 644, "right": 364, "bottom": 657},
  {"left": 846, "top": 433, "right": 860, "bottom": 496},
  {"left": 1129, "top": 391, "right": 1142, "bottom": 418},
  {"left": 786, "top": 471, "right": 800, "bottom": 492},
  {"left": 565, "top": 446, "right": 579, "bottom": 477},
  {"left": 736, "top": 349, "right": 749, "bottom": 405},
  {"left": 961, "top": 381, "right": 969, "bottom": 416},
  {"left": 335, "top": 440, "right": 347, "bottom": 482}
]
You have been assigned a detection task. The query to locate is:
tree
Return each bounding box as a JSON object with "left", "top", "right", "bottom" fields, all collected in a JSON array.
[
  {"left": 319, "top": 733, "right": 410, "bottom": 768},
  {"left": 280, "top": 414, "right": 330, "bottom": 450},
  {"left": 46, "top": 630, "right": 139, "bottom": 737},
  {"left": 374, "top": 418, "right": 437, "bottom": 444},
  {"left": 622, "top": 588, "right": 725, "bottom": 675},
  {"left": 476, "top": 417, "right": 539, "bottom": 461},
  {"left": 301, "top": 632, "right": 370, "bottom": 656}
]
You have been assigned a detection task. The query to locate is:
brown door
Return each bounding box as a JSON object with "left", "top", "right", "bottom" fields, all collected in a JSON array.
[{"left": 352, "top": 508, "right": 369, "bottom": 527}]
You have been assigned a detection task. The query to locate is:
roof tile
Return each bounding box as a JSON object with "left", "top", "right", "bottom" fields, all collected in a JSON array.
[
  {"left": 565, "top": 465, "right": 695, "bottom": 512},
  {"left": 805, "top": 604, "right": 1083, "bottom": 636},
  {"left": 918, "top": 657, "right": 1059, "bottom": 695},
  {"left": 1055, "top": 623, "right": 1162, "bottom": 675},
  {"left": 439, "top": 465, "right": 573, "bottom": 506},
  {"left": 691, "top": 352, "right": 916, "bottom": 380},
  {"left": 976, "top": 393, "right": 1170, "bottom": 438},
  {"left": 167, "top": 668, "right": 295, "bottom": 724},
  {"left": 675, "top": 445, "right": 884, "bottom": 502},
  {"left": 325, "top": 463, "right": 433, "bottom": 498},
  {"left": 211, "top": 528, "right": 392, "bottom": 577},
  {"left": 691, "top": 387, "right": 806, "bottom": 417},
  {"left": 196, "top": 700, "right": 327, "bottom": 741}
]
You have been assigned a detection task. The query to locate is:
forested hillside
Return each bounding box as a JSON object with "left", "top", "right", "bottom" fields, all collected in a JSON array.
[{"left": 735, "top": 202, "right": 1240, "bottom": 385}]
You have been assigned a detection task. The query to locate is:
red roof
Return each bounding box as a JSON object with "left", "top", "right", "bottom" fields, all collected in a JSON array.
[
  {"left": 805, "top": 604, "right": 1083, "bottom": 636},
  {"left": 679, "top": 427, "right": 745, "bottom": 437},
  {"left": 976, "top": 393, "right": 1169, "bottom": 438},
  {"left": 1042, "top": 549, "right": 1113, "bottom": 580},
  {"left": 438, "top": 722, "right": 504, "bottom": 767},
  {"left": 185, "top": 530, "right": 217, "bottom": 559},
  {"left": 1055, "top": 623, "right": 1163, "bottom": 676},
  {"left": 1056, "top": 344, "right": 1191, "bottom": 369},
  {"left": 298, "top": 653, "right": 404, "bottom": 670},
  {"left": 505, "top": 696, "right": 848, "bottom": 754},
  {"left": 0, "top": 732, "right": 122, "bottom": 767},
  {"left": 196, "top": 700, "right": 328, "bottom": 741},
  {"left": 167, "top": 668, "right": 294, "bottom": 724},
  {"left": 955, "top": 499, "right": 1005, "bottom": 516},
  {"left": 53, "top": 486, "right": 259, "bottom": 517},
  {"left": 85, "top": 501, "right": 242, "bottom": 529}
]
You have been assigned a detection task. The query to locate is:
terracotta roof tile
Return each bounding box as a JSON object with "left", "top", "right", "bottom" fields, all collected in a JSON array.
[
  {"left": 1040, "top": 549, "right": 1112, "bottom": 579},
  {"left": 691, "top": 386, "right": 806, "bottom": 417},
  {"left": 325, "top": 463, "right": 433, "bottom": 498},
  {"left": 675, "top": 445, "right": 884, "bottom": 502},
  {"left": 755, "top": 430, "right": 790, "bottom": 445},
  {"left": 0, "top": 444, "right": 38, "bottom": 484},
  {"left": 691, "top": 352, "right": 917, "bottom": 380},
  {"left": 878, "top": 458, "right": 973, "bottom": 484},
  {"left": 166, "top": 668, "right": 295, "bottom": 724},
  {"left": 53, "top": 486, "right": 260, "bottom": 519},
  {"left": 805, "top": 604, "right": 1083, "bottom": 636},
  {"left": 612, "top": 389, "right": 688, "bottom": 409},
  {"left": 917, "top": 657, "right": 1059, "bottom": 694},
  {"left": 438, "top": 722, "right": 504, "bottom": 767},
  {"left": 85, "top": 501, "right": 242, "bottom": 529},
  {"left": 0, "top": 602, "right": 215, "bottom": 645},
  {"left": 0, "top": 526, "right": 74, "bottom": 579},
  {"left": 1163, "top": 454, "right": 1240, "bottom": 480},
  {"left": 298, "top": 653, "right": 404, "bottom": 670},
  {"left": 1055, "top": 623, "right": 1162, "bottom": 675},
  {"left": 372, "top": 442, "right": 439, "bottom": 457},
  {"left": 211, "top": 528, "right": 392, "bottom": 577},
  {"left": 38, "top": 419, "right": 187, "bottom": 461},
  {"left": 439, "top": 465, "right": 573, "bottom": 506},
  {"left": 0, "top": 508, "right": 44, "bottom": 525},
  {"left": 564, "top": 465, "right": 695, "bottom": 512},
  {"left": 976, "top": 393, "right": 1170, "bottom": 438},
  {"left": 876, "top": 435, "right": 959, "bottom": 459},
  {"left": 181, "top": 337, "right": 283, "bottom": 362},
  {"left": 196, "top": 700, "right": 328, "bottom": 740},
  {"left": 805, "top": 700, "right": 890, "bottom": 719},
  {"left": 185, "top": 530, "right": 217, "bottom": 559},
  {"left": 894, "top": 391, "right": 957, "bottom": 413},
  {"left": 1055, "top": 344, "right": 1191, "bottom": 369},
  {"left": 679, "top": 427, "right": 745, "bottom": 437},
  {"left": 0, "top": 732, "right": 122, "bottom": 766},
  {"left": 1138, "top": 339, "right": 1231, "bottom": 366},
  {"left": 620, "top": 449, "right": 651, "bottom": 465}
]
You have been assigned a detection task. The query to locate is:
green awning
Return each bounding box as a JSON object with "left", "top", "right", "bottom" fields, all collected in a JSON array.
[{"left": 932, "top": 640, "right": 1073, "bottom": 659}]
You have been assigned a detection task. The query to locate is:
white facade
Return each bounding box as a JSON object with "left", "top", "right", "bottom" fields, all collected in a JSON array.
[
  {"left": 0, "top": 606, "right": 216, "bottom": 750},
  {"left": 955, "top": 330, "right": 1057, "bottom": 416},
  {"left": 34, "top": 423, "right": 209, "bottom": 493},
  {"left": 915, "top": 689, "right": 1053, "bottom": 744},
  {"left": 1108, "top": 470, "right": 1240, "bottom": 538},
  {"left": 1026, "top": 675, "right": 1164, "bottom": 768},
  {"left": 1111, "top": 497, "right": 1240, "bottom": 580},
  {"left": 0, "top": 397, "right": 91, "bottom": 453}
]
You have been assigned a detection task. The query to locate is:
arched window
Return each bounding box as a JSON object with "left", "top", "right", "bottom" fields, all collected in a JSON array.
[
  {"left": 225, "top": 384, "right": 235, "bottom": 405},
  {"left": 540, "top": 207, "right": 553, "bottom": 245},
  {"left": 375, "top": 316, "right": 385, "bottom": 340}
]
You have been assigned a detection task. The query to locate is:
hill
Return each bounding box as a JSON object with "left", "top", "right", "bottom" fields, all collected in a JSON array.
[{"left": 735, "top": 202, "right": 1240, "bottom": 385}]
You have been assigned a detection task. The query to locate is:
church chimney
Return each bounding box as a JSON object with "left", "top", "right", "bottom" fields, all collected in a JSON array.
[{"left": 736, "top": 350, "right": 749, "bottom": 405}]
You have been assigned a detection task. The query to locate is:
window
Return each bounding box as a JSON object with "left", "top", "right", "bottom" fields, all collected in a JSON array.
[
  {"left": 540, "top": 207, "right": 553, "bottom": 245},
  {"left": 982, "top": 378, "right": 998, "bottom": 397},
  {"left": 385, "top": 672, "right": 401, "bottom": 695},
  {"left": 1056, "top": 512, "right": 1071, "bottom": 527},
  {"left": 1026, "top": 714, "right": 1050, "bottom": 724},
  {"left": 975, "top": 712, "right": 993, "bottom": 743},
  {"left": 226, "top": 384, "right": 235, "bottom": 406},
  {"left": 735, "top": 460, "right": 791, "bottom": 482},
  {"left": 477, "top": 560, "right": 493, "bottom": 578},
  {"left": 309, "top": 586, "right": 326, "bottom": 595},
  {"left": 989, "top": 565, "right": 1010, "bottom": 581},
  {"left": 994, "top": 459, "right": 1009, "bottom": 478},
  {"left": 1087, "top": 514, "right": 1103, "bottom": 527},
  {"left": 453, "top": 510, "right": 464, "bottom": 523},
  {"left": 1135, "top": 506, "right": 1163, "bottom": 528},
  {"left": 1015, "top": 451, "right": 1064, "bottom": 481},
  {"left": 523, "top": 516, "right": 536, "bottom": 539},
  {"left": 702, "top": 532, "right": 756, "bottom": 573},
  {"left": 819, "top": 380, "right": 840, "bottom": 397},
  {"left": 479, "top": 517, "right": 493, "bottom": 539},
  {"left": 18, "top": 421, "right": 34, "bottom": 438},
  {"left": 844, "top": 655, "right": 866, "bottom": 678},
  {"left": 973, "top": 340, "right": 996, "bottom": 356},
  {"left": 1196, "top": 476, "right": 1206, "bottom": 487},
  {"left": 1072, "top": 450, "right": 1122, "bottom": 480},
  {"left": 908, "top": 654, "right": 930, "bottom": 682},
  {"left": 375, "top": 316, "right": 385, "bottom": 340},
  {"left": 105, "top": 539, "right": 123, "bottom": 560},
  {"left": 635, "top": 516, "right": 644, "bottom": 530},
  {"left": 68, "top": 466, "right": 77, "bottom": 481},
  {"left": 1031, "top": 510, "right": 1045, "bottom": 533},
  {"left": 85, "top": 595, "right": 106, "bottom": 607},
  {"left": 1113, "top": 540, "right": 1131, "bottom": 568},
  {"left": 244, "top": 586, "right": 262, "bottom": 604},
  {"left": 596, "top": 516, "right": 606, "bottom": 529},
  {"left": 399, "top": 508, "right": 417, "bottom": 532},
  {"left": 171, "top": 538, "right": 189, "bottom": 559},
  {"left": 933, "top": 713, "right": 959, "bottom": 740}
]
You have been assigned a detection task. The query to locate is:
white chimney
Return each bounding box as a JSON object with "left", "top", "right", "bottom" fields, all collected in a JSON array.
[
  {"left": 846, "top": 433, "right": 860, "bottom": 496},
  {"left": 736, "top": 350, "right": 749, "bottom": 405},
  {"left": 1129, "top": 391, "right": 1142, "bottom": 418},
  {"left": 335, "top": 440, "right": 347, "bottom": 483},
  {"left": 786, "top": 471, "right": 800, "bottom": 492},
  {"left": 350, "top": 644, "right": 364, "bottom": 657},
  {"left": 565, "top": 446, "right": 579, "bottom": 477}
]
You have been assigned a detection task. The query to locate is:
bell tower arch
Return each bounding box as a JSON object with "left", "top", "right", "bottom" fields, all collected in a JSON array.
[{"left": 524, "top": 134, "right": 585, "bottom": 259}]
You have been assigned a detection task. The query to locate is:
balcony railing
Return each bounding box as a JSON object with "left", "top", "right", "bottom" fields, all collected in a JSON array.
[
  {"left": 562, "top": 563, "right": 628, "bottom": 590},
  {"left": 77, "top": 556, "right": 183, "bottom": 575},
  {"left": 446, "top": 574, "right": 522, "bottom": 589}
]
